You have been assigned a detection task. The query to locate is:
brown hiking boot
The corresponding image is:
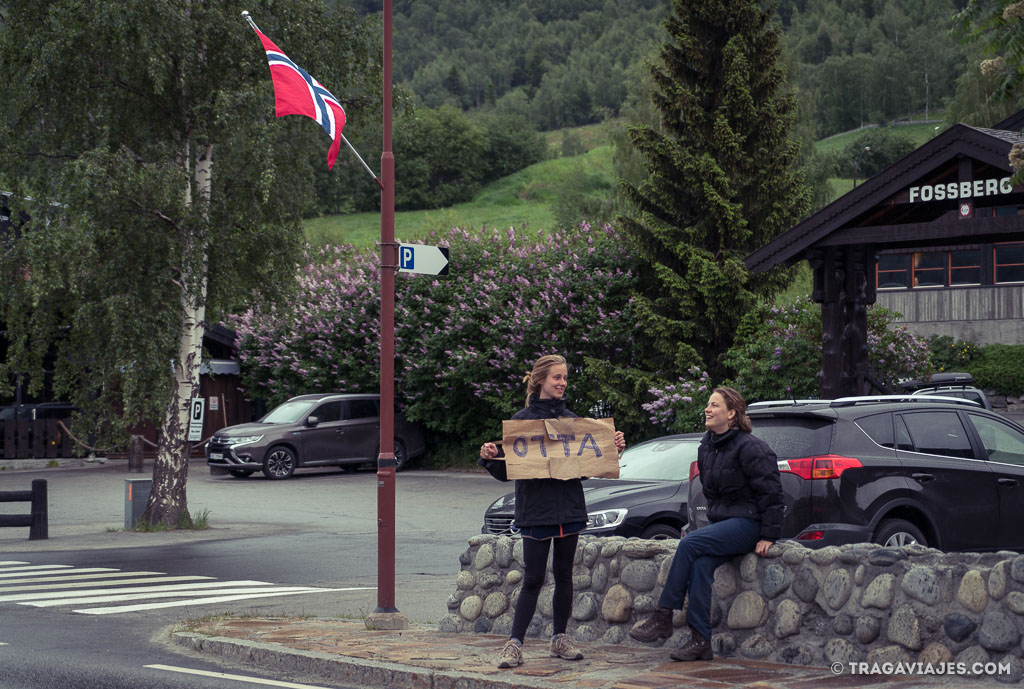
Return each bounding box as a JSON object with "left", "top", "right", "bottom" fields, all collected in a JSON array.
[
  {"left": 629, "top": 607, "right": 673, "bottom": 642},
  {"left": 670, "top": 627, "right": 713, "bottom": 661},
  {"left": 497, "top": 639, "right": 523, "bottom": 668},
  {"left": 550, "top": 633, "right": 584, "bottom": 660}
]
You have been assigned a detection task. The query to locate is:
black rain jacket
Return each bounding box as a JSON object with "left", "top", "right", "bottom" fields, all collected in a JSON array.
[
  {"left": 697, "top": 428, "right": 784, "bottom": 541},
  {"left": 478, "top": 395, "right": 587, "bottom": 527}
]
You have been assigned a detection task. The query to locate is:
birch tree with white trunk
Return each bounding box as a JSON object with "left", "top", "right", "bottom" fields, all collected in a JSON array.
[{"left": 0, "top": 0, "right": 381, "bottom": 526}]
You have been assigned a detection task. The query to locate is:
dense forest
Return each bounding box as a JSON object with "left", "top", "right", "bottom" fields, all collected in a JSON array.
[
  {"left": 344, "top": 0, "right": 973, "bottom": 136},
  {"left": 311, "top": 0, "right": 997, "bottom": 217}
]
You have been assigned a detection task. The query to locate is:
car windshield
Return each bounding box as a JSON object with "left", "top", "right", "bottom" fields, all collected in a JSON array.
[
  {"left": 260, "top": 400, "right": 318, "bottom": 424},
  {"left": 615, "top": 438, "right": 698, "bottom": 481}
]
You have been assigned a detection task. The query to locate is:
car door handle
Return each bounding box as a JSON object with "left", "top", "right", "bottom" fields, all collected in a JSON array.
[
  {"left": 998, "top": 478, "right": 1019, "bottom": 487},
  {"left": 911, "top": 473, "right": 935, "bottom": 483}
]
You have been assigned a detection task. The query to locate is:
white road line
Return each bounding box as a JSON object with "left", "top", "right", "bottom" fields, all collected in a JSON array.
[
  {"left": 0, "top": 580, "right": 273, "bottom": 603},
  {"left": 29, "top": 586, "right": 322, "bottom": 607},
  {"left": 0, "top": 575, "right": 211, "bottom": 592},
  {"left": 0, "top": 571, "right": 173, "bottom": 587},
  {"left": 0, "top": 565, "right": 74, "bottom": 574},
  {"left": 78, "top": 587, "right": 374, "bottom": 614},
  {"left": 0, "top": 561, "right": 29, "bottom": 566},
  {"left": 146, "top": 664, "right": 339, "bottom": 689},
  {"left": 0, "top": 567, "right": 117, "bottom": 580}
]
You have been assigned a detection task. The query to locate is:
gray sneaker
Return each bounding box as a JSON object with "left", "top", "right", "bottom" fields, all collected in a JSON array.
[
  {"left": 550, "top": 633, "right": 584, "bottom": 660},
  {"left": 497, "top": 639, "right": 523, "bottom": 668}
]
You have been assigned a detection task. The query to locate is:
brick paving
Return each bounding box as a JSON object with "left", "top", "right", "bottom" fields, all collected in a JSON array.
[{"left": 176, "top": 618, "right": 1014, "bottom": 689}]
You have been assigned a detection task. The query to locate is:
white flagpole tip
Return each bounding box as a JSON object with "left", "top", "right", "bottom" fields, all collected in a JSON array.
[{"left": 241, "top": 10, "right": 249, "bottom": 17}]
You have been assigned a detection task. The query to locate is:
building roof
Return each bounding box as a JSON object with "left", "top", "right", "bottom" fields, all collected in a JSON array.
[{"left": 745, "top": 114, "right": 1024, "bottom": 275}]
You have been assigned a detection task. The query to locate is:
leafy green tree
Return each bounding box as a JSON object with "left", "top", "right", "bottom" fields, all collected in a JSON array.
[
  {"left": 0, "top": 0, "right": 380, "bottom": 526},
  {"left": 616, "top": 0, "right": 810, "bottom": 387},
  {"left": 838, "top": 129, "right": 917, "bottom": 180},
  {"left": 952, "top": 0, "right": 1024, "bottom": 179}
]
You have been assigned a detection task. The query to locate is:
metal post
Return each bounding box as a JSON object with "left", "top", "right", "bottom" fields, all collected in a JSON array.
[
  {"left": 29, "top": 479, "right": 47, "bottom": 540},
  {"left": 369, "top": 0, "right": 405, "bottom": 628}
]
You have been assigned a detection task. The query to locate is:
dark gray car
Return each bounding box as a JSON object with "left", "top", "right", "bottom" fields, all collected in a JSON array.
[{"left": 206, "top": 393, "right": 426, "bottom": 479}]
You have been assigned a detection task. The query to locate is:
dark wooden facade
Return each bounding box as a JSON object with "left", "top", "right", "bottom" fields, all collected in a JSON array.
[{"left": 746, "top": 111, "right": 1024, "bottom": 398}]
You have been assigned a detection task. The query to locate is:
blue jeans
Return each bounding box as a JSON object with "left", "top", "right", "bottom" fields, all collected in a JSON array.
[{"left": 657, "top": 517, "right": 762, "bottom": 640}]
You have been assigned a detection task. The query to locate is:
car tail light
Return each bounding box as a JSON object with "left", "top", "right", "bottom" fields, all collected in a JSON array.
[
  {"left": 778, "top": 455, "right": 862, "bottom": 480},
  {"left": 796, "top": 530, "right": 824, "bottom": 541},
  {"left": 689, "top": 461, "right": 699, "bottom": 482}
]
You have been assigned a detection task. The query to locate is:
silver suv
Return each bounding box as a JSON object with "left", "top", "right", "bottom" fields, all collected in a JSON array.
[
  {"left": 902, "top": 372, "right": 992, "bottom": 410},
  {"left": 206, "top": 393, "right": 426, "bottom": 479}
]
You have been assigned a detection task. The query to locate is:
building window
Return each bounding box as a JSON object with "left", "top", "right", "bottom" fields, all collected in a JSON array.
[
  {"left": 913, "top": 252, "right": 946, "bottom": 287},
  {"left": 995, "top": 242, "right": 1024, "bottom": 284},
  {"left": 877, "top": 254, "right": 910, "bottom": 289},
  {"left": 950, "top": 249, "right": 981, "bottom": 285}
]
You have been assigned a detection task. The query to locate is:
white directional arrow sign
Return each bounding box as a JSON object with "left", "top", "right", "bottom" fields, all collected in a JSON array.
[{"left": 398, "top": 243, "right": 450, "bottom": 276}]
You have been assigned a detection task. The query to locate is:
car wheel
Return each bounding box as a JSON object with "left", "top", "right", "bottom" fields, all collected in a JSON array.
[
  {"left": 227, "top": 469, "right": 254, "bottom": 478},
  {"left": 872, "top": 518, "right": 926, "bottom": 548},
  {"left": 393, "top": 440, "right": 408, "bottom": 471},
  {"left": 639, "top": 523, "right": 682, "bottom": 540},
  {"left": 262, "top": 446, "right": 296, "bottom": 480}
]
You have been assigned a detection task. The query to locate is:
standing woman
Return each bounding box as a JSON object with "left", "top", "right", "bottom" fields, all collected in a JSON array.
[
  {"left": 479, "top": 354, "right": 626, "bottom": 669},
  {"left": 629, "top": 387, "right": 783, "bottom": 661}
]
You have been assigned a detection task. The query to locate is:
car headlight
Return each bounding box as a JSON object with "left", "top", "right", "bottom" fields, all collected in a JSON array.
[
  {"left": 224, "top": 435, "right": 263, "bottom": 447},
  {"left": 587, "top": 508, "right": 628, "bottom": 530}
]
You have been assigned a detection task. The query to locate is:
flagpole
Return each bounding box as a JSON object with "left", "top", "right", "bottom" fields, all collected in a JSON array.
[
  {"left": 373, "top": 0, "right": 402, "bottom": 624},
  {"left": 242, "top": 10, "right": 382, "bottom": 189}
]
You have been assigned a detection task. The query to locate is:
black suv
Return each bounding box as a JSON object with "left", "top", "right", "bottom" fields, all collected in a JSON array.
[{"left": 687, "top": 396, "right": 1024, "bottom": 551}]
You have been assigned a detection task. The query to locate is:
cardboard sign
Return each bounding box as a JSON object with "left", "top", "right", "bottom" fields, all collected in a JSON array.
[{"left": 500, "top": 417, "right": 619, "bottom": 480}]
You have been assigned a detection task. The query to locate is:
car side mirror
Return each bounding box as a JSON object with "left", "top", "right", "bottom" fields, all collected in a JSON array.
[{"left": 306, "top": 415, "right": 320, "bottom": 427}]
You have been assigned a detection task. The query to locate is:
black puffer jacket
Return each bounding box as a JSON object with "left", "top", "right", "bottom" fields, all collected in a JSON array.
[
  {"left": 697, "top": 428, "right": 784, "bottom": 540},
  {"left": 478, "top": 395, "right": 586, "bottom": 527}
]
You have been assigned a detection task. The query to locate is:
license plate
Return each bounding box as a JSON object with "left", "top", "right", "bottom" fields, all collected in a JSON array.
[{"left": 209, "top": 452, "right": 223, "bottom": 460}]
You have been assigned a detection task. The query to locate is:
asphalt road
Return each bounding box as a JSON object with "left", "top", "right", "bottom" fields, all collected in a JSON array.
[{"left": 0, "top": 459, "right": 512, "bottom": 688}]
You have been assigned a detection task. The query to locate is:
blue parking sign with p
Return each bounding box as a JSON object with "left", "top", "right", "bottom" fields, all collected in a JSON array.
[{"left": 400, "top": 245, "right": 415, "bottom": 270}]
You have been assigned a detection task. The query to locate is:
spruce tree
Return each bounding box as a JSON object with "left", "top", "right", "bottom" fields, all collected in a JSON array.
[{"left": 618, "top": 0, "right": 810, "bottom": 382}]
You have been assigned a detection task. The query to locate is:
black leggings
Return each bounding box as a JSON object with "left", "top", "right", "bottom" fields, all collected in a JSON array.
[{"left": 510, "top": 533, "right": 578, "bottom": 641}]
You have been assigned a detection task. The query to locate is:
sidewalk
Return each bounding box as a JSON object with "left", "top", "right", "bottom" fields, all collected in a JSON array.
[{"left": 174, "top": 617, "right": 1015, "bottom": 689}]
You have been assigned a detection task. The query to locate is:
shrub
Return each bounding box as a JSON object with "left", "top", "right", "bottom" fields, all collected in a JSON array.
[
  {"left": 722, "top": 298, "right": 823, "bottom": 402},
  {"left": 230, "top": 222, "right": 641, "bottom": 449},
  {"left": 722, "top": 297, "right": 932, "bottom": 402},
  {"left": 926, "top": 334, "right": 980, "bottom": 372},
  {"left": 642, "top": 366, "right": 711, "bottom": 434},
  {"left": 962, "top": 344, "right": 1024, "bottom": 396}
]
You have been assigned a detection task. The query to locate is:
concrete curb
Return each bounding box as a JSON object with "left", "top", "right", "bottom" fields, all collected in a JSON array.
[{"left": 172, "top": 632, "right": 550, "bottom": 689}]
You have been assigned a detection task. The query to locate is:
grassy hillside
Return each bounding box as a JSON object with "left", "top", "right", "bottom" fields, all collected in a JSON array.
[
  {"left": 304, "top": 117, "right": 945, "bottom": 248},
  {"left": 303, "top": 143, "right": 613, "bottom": 246}
]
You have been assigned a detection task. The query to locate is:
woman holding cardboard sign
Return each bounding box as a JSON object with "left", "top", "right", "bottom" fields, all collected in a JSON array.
[
  {"left": 629, "top": 387, "right": 783, "bottom": 662},
  {"left": 479, "top": 354, "right": 626, "bottom": 669}
]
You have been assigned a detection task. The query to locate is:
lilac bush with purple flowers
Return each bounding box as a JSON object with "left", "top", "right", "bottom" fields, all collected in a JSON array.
[
  {"left": 641, "top": 366, "right": 711, "bottom": 433},
  {"left": 229, "top": 223, "right": 639, "bottom": 446}
]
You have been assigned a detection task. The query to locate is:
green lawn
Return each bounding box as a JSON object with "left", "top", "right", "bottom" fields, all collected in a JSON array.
[{"left": 302, "top": 145, "right": 614, "bottom": 247}]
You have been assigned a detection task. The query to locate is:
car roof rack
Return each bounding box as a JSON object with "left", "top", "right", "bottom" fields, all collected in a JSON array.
[
  {"left": 830, "top": 395, "right": 980, "bottom": 408},
  {"left": 748, "top": 399, "right": 830, "bottom": 408}
]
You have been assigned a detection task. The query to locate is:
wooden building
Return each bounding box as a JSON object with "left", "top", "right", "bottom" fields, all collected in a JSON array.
[{"left": 746, "top": 111, "right": 1024, "bottom": 398}]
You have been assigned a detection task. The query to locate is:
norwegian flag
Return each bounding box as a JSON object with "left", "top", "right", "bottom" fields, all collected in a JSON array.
[{"left": 251, "top": 26, "right": 347, "bottom": 170}]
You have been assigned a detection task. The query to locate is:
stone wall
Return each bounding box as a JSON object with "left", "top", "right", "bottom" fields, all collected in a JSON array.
[{"left": 441, "top": 535, "right": 1024, "bottom": 680}]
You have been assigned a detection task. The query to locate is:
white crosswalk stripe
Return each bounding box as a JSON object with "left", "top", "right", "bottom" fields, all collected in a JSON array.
[{"left": 0, "top": 561, "right": 373, "bottom": 615}]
